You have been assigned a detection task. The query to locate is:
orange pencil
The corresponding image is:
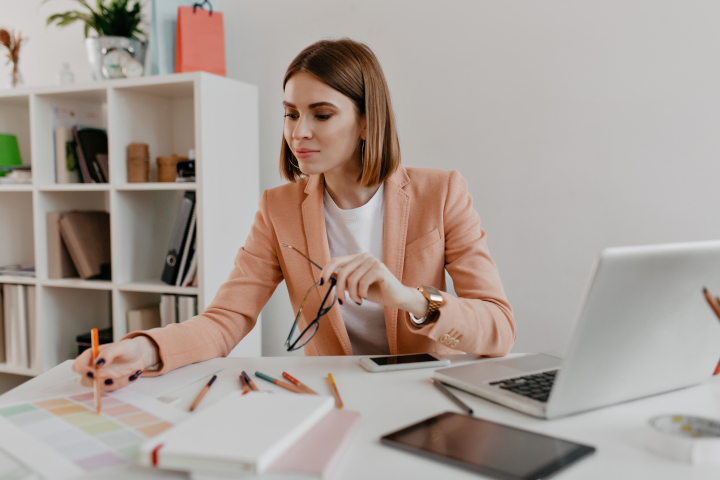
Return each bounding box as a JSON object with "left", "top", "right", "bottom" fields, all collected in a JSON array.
[
  {"left": 91, "top": 328, "right": 101, "bottom": 414},
  {"left": 239, "top": 375, "right": 250, "bottom": 395},
  {"left": 242, "top": 371, "right": 259, "bottom": 391},
  {"left": 327, "top": 373, "right": 343, "bottom": 409},
  {"left": 702, "top": 288, "right": 720, "bottom": 375},
  {"left": 190, "top": 375, "right": 217, "bottom": 411},
  {"left": 255, "top": 372, "right": 305, "bottom": 394},
  {"left": 282, "top": 372, "right": 318, "bottom": 395}
]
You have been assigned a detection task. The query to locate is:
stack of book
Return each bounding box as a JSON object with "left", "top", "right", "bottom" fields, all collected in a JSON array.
[
  {"left": 161, "top": 191, "right": 197, "bottom": 287},
  {"left": 47, "top": 211, "right": 111, "bottom": 280},
  {"left": 54, "top": 126, "right": 109, "bottom": 184},
  {"left": 0, "top": 284, "right": 37, "bottom": 369}
]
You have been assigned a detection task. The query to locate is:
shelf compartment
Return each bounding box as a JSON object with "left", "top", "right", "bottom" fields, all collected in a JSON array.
[
  {"left": 38, "top": 184, "right": 110, "bottom": 192},
  {"left": 113, "top": 290, "right": 165, "bottom": 340},
  {"left": 117, "top": 279, "right": 198, "bottom": 295},
  {"left": 0, "top": 94, "right": 31, "bottom": 170},
  {"left": 115, "top": 182, "right": 196, "bottom": 191},
  {"left": 0, "top": 191, "right": 34, "bottom": 270},
  {"left": 109, "top": 85, "right": 194, "bottom": 184},
  {"left": 41, "top": 286, "right": 112, "bottom": 369}
]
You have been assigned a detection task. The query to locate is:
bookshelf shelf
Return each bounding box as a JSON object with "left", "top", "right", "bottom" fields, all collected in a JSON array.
[
  {"left": 115, "top": 183, "right": 197, "bottom": 191},
  {"left": 0, "top": 73, "right": 260, "bottom": 380},
  {"left": 117, "top": 280, "right": 199, "bottom": 295},
  {"left": 38, "top": 184, "right": 111, "bottom": 192},
  {"left": 41, "top": 279, "right": 113, "bottom": 291},
  {"left": 0, "top": 276, "right": 37, "bottom": 285}
]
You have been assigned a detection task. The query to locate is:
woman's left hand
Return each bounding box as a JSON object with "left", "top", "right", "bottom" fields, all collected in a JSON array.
[{"left": 320, "top": 253, "right": 428, "bottom": 317}]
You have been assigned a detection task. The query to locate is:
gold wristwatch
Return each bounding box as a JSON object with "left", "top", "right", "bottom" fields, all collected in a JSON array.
[{"left": 409, "top": 285, "right": 444, "bottom": 328}]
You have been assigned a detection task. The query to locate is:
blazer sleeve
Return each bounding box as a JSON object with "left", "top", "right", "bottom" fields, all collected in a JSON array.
[
  {"left": 123, "top": 190, "right": 283, "bottom": 375},
  {"left": 411, "top": 170, "right": 516, "bottom": 356}
]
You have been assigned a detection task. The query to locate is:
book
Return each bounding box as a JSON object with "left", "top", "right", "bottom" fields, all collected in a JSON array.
[
  {"left": 140, "top": 392, "right": 335, "bottom": 475},
  {"left": 58, "top": 211, "right": 111, "bottom": 280},
  {"left": 176, "top": 295, "right": 197, "bottom": 323},
  {"left": 127, "top": 305, "right": 162, "bottom": 333},
  {"left": 3, "top": 284, "right": 28, "bottom": 368},
  {"left": 71, "top": 127, "right": 92, "bottom": 183},
  {"left": 26, "top": 286, "right": 38, "bottom": 370},
  {"left": 95, "top": 154, "right": 109, "bottom": 183},
  {"left": 160, "top": 294, "right": 177, "bottom": 327},
  {"left": 72, "top": 127, "right": 108, "bottom": 183},
  {"left": 161, "top": 191, "right": 196, "bottom": 285},
  {"left": 264, "top": 409, "right": 360, "bottom": 480},
  {"left": 47, "top": 212, "right": 79, "bottom": 279},
  {"left": 181, "top": 239, "right": 197, "bottom": 287},
  {"left": 0, "top": 265, "right": 35, "bottom": 277},
  {"left": 175, "top": 210, "right": 196, "bottom": 286},
  {"left": 54, "top": 127, "right": 79, "bottom": 184}
]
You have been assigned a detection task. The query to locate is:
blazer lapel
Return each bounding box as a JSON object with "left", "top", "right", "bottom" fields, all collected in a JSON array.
[
  {"left": 302, "top": 174, "right": 353, "bottom": 355},
  {"left": 382, "top": 166, "right": 411, "bottom": 354}
]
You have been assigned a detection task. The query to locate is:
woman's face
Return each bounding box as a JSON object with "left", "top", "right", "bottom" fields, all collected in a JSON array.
[{"left": 283, "top": 72, "right": 366, "bottom": 177}]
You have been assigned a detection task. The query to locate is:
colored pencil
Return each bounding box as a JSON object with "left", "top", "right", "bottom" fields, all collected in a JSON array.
[
  {"left": 327, "top": 373, "right": 343, "bottom": 409},
  {"left": 254, "top": 371, "right": 305, "bottom": 394},
  {"left": 91, "top": 328, "right": 101, "bottom": 414},
  {"left": 242, "top": 371, "right": 259, "bottom": 391},
  {"left": 239, "top": 374, "right": 250, "bottom": 395},
  {"left": 282, "top": 372, "right": 318, "bottom": 395},
  {"left": 190, "top": 375, "right": 217, "bottom": 411},
  {"left": 432, "top": 378, "right": 473, "bottom": 415},
  {"left": 703, "top": 287, "right": 720, "bottom": 319}
]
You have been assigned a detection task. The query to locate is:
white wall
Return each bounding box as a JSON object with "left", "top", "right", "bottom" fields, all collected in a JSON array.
[
  {"left": 2, "top": 1, "right": 720, "bottom": 359},
  {"left": 218, "top": 0, "right": 720, "bottom": 357}
]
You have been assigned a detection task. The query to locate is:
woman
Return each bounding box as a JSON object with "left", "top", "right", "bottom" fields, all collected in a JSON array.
[{"left": 73, "top": 38, "right": 516, "bottom": 391}]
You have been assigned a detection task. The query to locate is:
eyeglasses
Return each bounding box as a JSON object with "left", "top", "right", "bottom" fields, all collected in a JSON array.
[{"left": 280, "top": 244, "right": 337, "bottom": 351}]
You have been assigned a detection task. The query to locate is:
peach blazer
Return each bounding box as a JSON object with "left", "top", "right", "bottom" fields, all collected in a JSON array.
[{"left": 126, "top": 165, "right": 516, "bottom": 375}]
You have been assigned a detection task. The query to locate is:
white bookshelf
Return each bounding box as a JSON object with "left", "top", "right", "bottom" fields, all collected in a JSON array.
[{"left": 0, "top": 72, "right": 260, "bottom": 377}]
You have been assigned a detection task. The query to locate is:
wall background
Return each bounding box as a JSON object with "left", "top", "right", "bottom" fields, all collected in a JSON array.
[{"left": 2, "top": 1, "right": 720, "bottom": 359}]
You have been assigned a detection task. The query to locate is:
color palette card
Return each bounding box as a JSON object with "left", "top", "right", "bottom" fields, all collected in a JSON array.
[{"left": 0, "top": 390, "right": 188, "bottom": 480}]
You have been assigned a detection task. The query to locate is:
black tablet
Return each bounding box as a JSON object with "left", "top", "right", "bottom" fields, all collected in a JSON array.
[{"left": 381, "top": 412, "right": 595, "bottom": 480}]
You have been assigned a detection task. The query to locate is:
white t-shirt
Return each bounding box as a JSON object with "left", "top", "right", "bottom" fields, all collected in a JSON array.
[{"left": 323, "top": 184, "right": 390, "bottom": 355}]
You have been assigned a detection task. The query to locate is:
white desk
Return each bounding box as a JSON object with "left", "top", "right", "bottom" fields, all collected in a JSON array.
[{"left": 3, "top": 355, "right": 720, "bottom": 480}]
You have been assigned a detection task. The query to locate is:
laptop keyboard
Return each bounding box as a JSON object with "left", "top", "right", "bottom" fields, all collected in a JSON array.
[{"left": 488, "top": 370, "right": 557, "bottom": 403}]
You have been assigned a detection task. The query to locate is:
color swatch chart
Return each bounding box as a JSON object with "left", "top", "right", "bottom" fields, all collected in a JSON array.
[{"left": 0, "top": 393, "right": 173, "bottom": 473}]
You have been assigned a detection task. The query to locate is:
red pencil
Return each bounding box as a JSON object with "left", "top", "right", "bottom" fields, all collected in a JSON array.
[
  {"left": 239, "top": 374, "right": 250, "bottom": 395},
  {"left": 282, "top": 372, "right": 318, "bottom": 395}
]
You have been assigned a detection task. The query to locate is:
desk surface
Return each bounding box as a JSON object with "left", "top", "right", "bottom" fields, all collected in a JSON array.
[{"left": 3, "top": 354, "right": 720, "bottom": 480}]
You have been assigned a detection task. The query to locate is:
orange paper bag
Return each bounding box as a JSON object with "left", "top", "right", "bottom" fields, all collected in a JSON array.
[{"left": 175, "top": 5, "right": 226, "bottom": 76}]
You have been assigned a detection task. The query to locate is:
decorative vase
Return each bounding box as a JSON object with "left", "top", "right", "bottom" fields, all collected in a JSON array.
[
  {"left": 6, "top": 61, "right": 23, "bottom": 88},
  {"left": 85, "top": 36, "right": 147, "bottom": 81}
]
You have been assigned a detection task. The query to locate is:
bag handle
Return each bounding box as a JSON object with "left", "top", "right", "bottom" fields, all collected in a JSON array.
[{"left": 192, "top": 0, "right": 213, "bottom": 15}]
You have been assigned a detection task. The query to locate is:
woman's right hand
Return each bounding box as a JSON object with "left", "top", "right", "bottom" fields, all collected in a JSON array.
[{"left": 71, "top": 336, "right": 160, "bottom": 392}]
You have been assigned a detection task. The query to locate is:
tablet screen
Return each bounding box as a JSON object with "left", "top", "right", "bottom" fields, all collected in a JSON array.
[
  {"left": 370, "top": 354, "right": 438, "bottom": 365},
  {"left": 381, "top": 412, "right": 594, "bottom": 480}
]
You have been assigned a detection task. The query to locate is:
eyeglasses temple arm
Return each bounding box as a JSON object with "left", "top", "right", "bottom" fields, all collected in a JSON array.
[{"left": 280, "top": 243, "right": 324, "bottom": 271}]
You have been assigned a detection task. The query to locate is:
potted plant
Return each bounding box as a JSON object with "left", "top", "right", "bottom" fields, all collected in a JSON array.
[{"left": 45, "top": 0, "right": 147, "bottom": 80}]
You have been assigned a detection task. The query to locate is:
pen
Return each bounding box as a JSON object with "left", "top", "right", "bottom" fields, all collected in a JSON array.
[
  {"left": 91, "top": 328, "right": 101, "bottom": 415},
  {"left": 239, "top": 374, "right": 250, "bottom": 395},
  {"left": 327, "top": 373, "right": 343, "bottom": 409},
  {"left": 242, "top": 371, "right": 259, "bottom": 391},
  {"left": 432, "top": 378, "right": 473, "bottom": 416},
  {"left": 703, "top": 287, "right": 720, "bottom": 319},
  {"left": 282, "top": 372, "right": 318, "bottom": 395},
  {"left": 255, "top": 371, "right": 305, "bottom": 394},
  {"left": 190, "top": 374, "right": 217, "bottom": 411}
]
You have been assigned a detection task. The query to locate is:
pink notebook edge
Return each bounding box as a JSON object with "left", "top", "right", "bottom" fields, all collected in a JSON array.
[{"left": 266, "top": 409, "right": 361, "bottom": 479}]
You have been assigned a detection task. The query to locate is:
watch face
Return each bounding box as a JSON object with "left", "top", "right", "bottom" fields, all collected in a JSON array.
[
  {"left": 102, "top": 49, "right": 132, "bottom": 79},
  {"left": 122, "top": 59, "right": 144, "bottom": 78}
]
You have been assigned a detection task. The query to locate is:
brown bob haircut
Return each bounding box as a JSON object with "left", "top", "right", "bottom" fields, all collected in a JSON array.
[{"left": 280, "top": 38, "right": 401, "bottom": 188}]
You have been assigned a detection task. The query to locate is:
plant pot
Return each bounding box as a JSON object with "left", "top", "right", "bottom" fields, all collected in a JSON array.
[{"left": 85, "top": 36, "right": 147, "bottom": 81}]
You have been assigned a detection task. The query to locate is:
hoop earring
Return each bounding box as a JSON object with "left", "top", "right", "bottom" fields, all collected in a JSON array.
[
  {"left": 289, "top": 154, "right": 299, "bottom": 169},
  {"left": 360, "top": 140, "right": 365, "bottom": 162}
]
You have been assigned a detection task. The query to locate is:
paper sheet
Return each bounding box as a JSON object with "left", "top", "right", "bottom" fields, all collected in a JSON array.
[{"left": 0, "top": 391, "right": 188, "bottom": 480}]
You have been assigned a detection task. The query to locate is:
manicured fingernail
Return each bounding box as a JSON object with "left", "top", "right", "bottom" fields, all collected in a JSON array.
[
  {"left": 319, "top": 277, "right": 324, "bottom": 286},
  {"left": 355, "top": 300, "right": 362, "bottom": 306},
  {"left": 86, "top": 372, "right": 94, "bottom": 378},
  {"left": 128, "top": 370, "right": 142, "bottom": 381},
  {"left": 95, "top": 358, "right": 105, "bottom": 366},
  {"left": 104, "top": 379, "right": 113, "bottom": 385},
  {"left": 338, "top": 298, "right": 343, "bottom": 305}
]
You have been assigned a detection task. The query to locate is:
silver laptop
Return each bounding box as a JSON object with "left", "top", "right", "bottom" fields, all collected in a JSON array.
[{"left": 434, "top": 241, "right": 720, "bottom": 419}]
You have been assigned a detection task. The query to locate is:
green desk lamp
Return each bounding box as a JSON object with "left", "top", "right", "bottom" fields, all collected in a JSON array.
[{"left": 0, "top": 133, "right": 22, "bottom": 177}]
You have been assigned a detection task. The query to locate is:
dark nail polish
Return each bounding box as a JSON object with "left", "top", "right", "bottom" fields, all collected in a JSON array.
[
  {"left": 104, "top": 379, "right": 113, "bottom": 385},
  {"left": 95, "top": 358, "right": 105, "bottom": 366},
  {"left": 86, "top": 372, "right": 94, "bottom": 378},
  {"left": 128, "top": 370, "right": 142, "bottom": 381},
  {"left": 338, "top": 298, "right": 343, "bottom": 305},
  {"left": 355, "top": 301, "right": 362, "bottom": 306},
  {"left": 319, "top": 277, "right": 324, "bottom": 286}
]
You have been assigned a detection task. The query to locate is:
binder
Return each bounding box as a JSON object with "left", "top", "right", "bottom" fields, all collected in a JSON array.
[
  {"left": 160, "top": 294, "right": 177, "bottom": 327},
  {"left": 3, "top": 284, "right": 28, "bottom": 368},
  {"left": 72, "top": 127, "right": 108, "bottom": 183},
  {"left": 26, "top": 286, "right": 38, "bottom": 370},
  {"left": 161, "top": 191, "right": 196, "bottom": 285},
  {"left": 0, "top": 288, "right": 5, "bottom": 363},
  {"left": 175, "top": 209, "right": 196, "bottom": 286},
  {"left": 176, "top": 295, "right": 197, "bottom": 323}
]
